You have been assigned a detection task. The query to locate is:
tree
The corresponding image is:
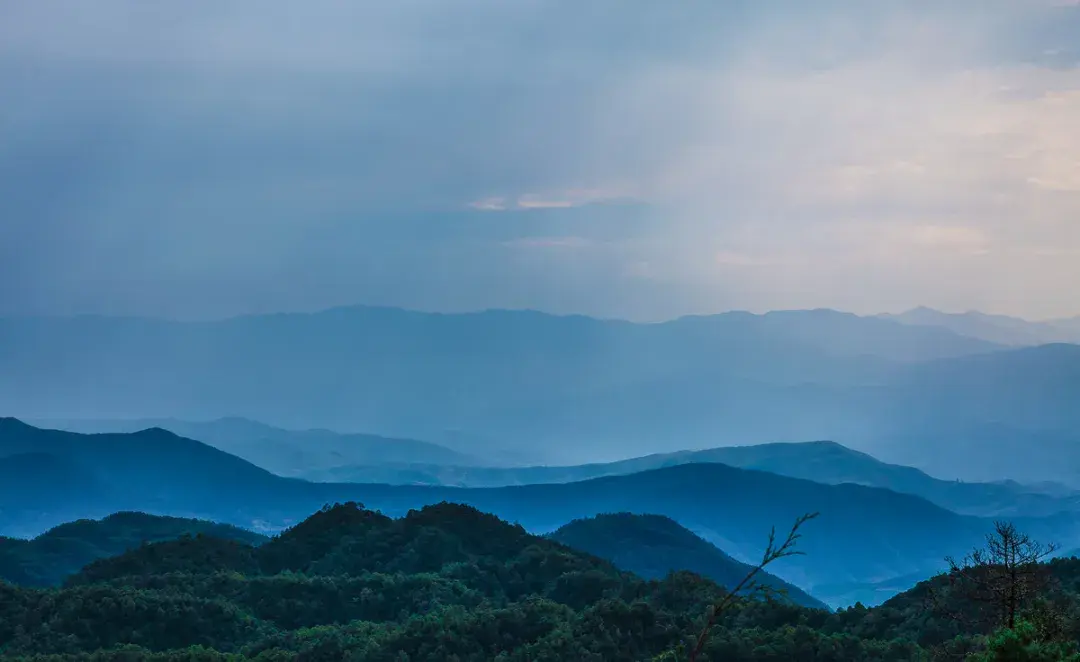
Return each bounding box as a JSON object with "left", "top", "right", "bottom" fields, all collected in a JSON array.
[
  {"left": 966, "top": 620, "right": 1080, "bottom": 662},
  {"left": 653, "top": 512, "right": 818, "bottom": 662},
  {"left": 941, "top": 521, "right": 1059, "bottom": 633}
]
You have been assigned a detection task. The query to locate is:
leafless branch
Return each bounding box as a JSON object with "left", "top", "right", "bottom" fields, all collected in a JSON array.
[{"left": 686, "top": 512, "right": 818, "bottom": 662}]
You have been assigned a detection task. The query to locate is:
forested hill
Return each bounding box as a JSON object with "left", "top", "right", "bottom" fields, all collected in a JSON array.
[
  {"left": 8, "top": 419, "right": 1080, "bottom": 606},
  {"left": 2, "top": 502, "right": 1078, "bottom": 660},
  {"left": 550, "top": 513, "right": 826, "bottom": 609},
  {"left": 0, "top": 512, "right": 266, "bottom": 587},
  {"left": 335, "top": 462, "right": 1078, "bottom": 600}
]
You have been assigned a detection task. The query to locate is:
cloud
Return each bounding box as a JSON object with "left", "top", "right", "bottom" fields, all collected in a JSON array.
[
  {"left": 555, "top": 6, "right": 1080, "bottom": 317},
  {"left": 469, "top": 190, "right": 629, "bottom": 211},
  {"left": 469, "top": 197, "right": 508, "bottom": 211},
  {"left": 502, "top": 236, "right": 591, "bottom": 249},
  {"left": 1, "top": 1, "right": 1079, "bottom": 320},
  {"left": 515, "top": 197, "right": 577, "bottom": 210}
]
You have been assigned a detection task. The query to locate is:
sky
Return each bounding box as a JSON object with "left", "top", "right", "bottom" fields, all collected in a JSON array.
[{"left": 2, "top": 1, "right": 1080, "bottom": 322}]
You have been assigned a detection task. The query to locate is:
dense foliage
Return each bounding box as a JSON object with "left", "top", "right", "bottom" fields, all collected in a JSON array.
[
  {"left": 1, "top": 503, "right": 1079, "bottom": 661},
  {"left": 550, "top": 513, "right": 826, "bottom": 609},
  {"left": 12, "top": 417, "right": 1080, "bottom": 611},
  {"left": 0, "top": 512, "right": 267, "bottom": 587}
]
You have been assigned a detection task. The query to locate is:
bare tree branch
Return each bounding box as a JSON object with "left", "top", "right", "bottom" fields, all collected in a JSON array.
[
  {"left": 686, "top": 512, "right": 818, "bottom": 662},
  {"left": 933, "top": 521, "right": 1059, "bottom": 634}
]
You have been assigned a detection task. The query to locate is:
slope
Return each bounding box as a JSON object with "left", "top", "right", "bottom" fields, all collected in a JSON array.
[
  {"left": 37, "top": 416, "right": 483, "bottom": 478},
  {"left": 5, "top": 421, "right": 1079, "bottom": 605},
  {"left": 496, "top": 343, "right": 1080, "bottom": 480},
  {"left": 550, "top": 512, "right": 826, "bottom": 609},
  {"left": 0, "top": 306, "right": 1004, "bottom": 464},
  {"left": 0, "top": 511, "right": 266, "bottom": 587},
  {"left": 3, "top": 502, "right": 1070, "bottom": 660},
  {"left": 0, "top": 502, "right": 976, "bottom": 661},
  {"left": 333, "top": 464, "right": 1080, "bottom": 604},
  {"left": 881, "top": 307, "right": 1078, "bottom": 346},
  {"left": 843, "top": 555, "right": 1080, "bottom": 650},
  {"left": 0, "top": 417, "right": 315, "bottom": 533},
  {"left": 0, "top": 452, "right": 115, "bottom": 537},
  {"left": 318, "top": 440, "right": 1080, "bottom": 517}
]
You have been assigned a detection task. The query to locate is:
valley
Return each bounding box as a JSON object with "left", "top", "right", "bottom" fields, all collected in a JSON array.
[{"left": 4, "top": 305, "right": 1080, "bottom": 658}]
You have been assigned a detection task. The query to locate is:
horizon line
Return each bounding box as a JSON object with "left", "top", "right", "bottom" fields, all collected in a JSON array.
[{"left": 0, "top": 303, "right": 1076, "bottom": 326}]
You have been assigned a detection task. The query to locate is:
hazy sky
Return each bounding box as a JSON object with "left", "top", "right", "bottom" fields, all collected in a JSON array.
[{"left": 2, "top": 1, "right": 1079, "bottom": 321}]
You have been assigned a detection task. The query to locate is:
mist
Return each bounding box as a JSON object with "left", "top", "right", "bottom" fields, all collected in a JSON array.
[
  {"left": 8, "top": 5, "right": 1080, "bottom": 652},
  {"left": 2, "top": 0, "right": 1079, "bottom": 321}
]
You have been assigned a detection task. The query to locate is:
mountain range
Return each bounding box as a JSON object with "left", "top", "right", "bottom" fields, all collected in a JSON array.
[
  {"left": 3, "top": 305, "right": 1079, "bottom": 481},
  {"left": 0, "top": 502, "right": 854, "bottom": 660},
  {"left": 34, "top": 416, "right": 484, "bottom": 478},
  {"left": 334, "top": 463, "right": 1080, "bottom": 604},
  {"left": 7, "top": 420, "right": 1080, "bottom": 606},
  {"left": 0, "top": 417, "right": 301, "bottom": 537},
  {"left": 22, "top": 415, "right": 1080, "bottom": 519},
  {"left": 0, "top": 507, "right": 821, "bottom": 612},
  {"left": 306, "top": 439, "right": 1080, "bottom": 518},
  {"left": 6, "top": 499, "right": 1078, "bottom": 660},
  {"left": 29, "top": 412, "right": 1080, "bottom": 521},
  {"left": 882, "top": 306, "right": 1080, "bottom": 346}
]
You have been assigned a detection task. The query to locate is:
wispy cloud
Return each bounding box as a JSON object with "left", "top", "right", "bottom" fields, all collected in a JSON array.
[
  {"left": 502, "top": 236, "right": 591, "bottom": 249},
  {"left": 1, "top": 1, "right": 1079, "bottom": 320},
  {"left": 469, "top": 189, "right": 628, "bottom": 212},
  {"left": 468, "top": 197, "right": 509, "bottom": 211}
]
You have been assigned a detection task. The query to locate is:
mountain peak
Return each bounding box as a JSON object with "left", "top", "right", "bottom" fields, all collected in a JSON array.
[
  {"left": 0, "top": 417, "right": 35, "bottom": 431},
  {"left": 131, "top": 426, "right": 182, "bottom": 439},
  {"left": 907, "top": 305, "right": 944, "bottom": 315}
]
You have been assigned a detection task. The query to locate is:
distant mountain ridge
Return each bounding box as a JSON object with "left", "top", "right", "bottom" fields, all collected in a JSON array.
[
  {"left": 9, "top": 420, "right": 1078, "bottom": 605},
  {"left": 0, "top": 304, "right": 1021, "bottom": 467},
  {"left": 321, "top": 439, "right": 1080, "bottom": 517},
  {"left": 0, "top": 417, "right": 299, "bottom": 535},
  {"left": 25, "top": 414, "right": 1080, "bottom": 519},
  {"left": 881, "top": 306, "right": 1080, "bottom": 346},
  {"left": 34, "top": 416, "right": 485, "bottom": 478}
]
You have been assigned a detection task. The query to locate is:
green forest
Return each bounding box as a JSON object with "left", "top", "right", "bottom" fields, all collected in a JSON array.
[{"left": 3, "top": 503, "right": 1080, "bottom": 661}]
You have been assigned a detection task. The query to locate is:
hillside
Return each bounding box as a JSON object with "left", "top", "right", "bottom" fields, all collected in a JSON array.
[
  {"left": 0, "top": 418, "right": 293, "bottom": 504},
  {"left": 318, "top": 440, "right": 1080, "bottom": 517},
  {"left": 0, "top": 418, "right": 316, "bottom": 536},
  {"left": 836, "top": 554, "right": 1080, "bottom": 651},
  {"left": 1, "top": 502, "right": 1073, "bottom": 661},
  {"left": 646, "top": 442, "right": 1080, "bottom": 517},
  {"left": 0, "top": 306, "right": 1025, "bottom": 466},
  {"left": 37, "top": 416, "right": 484, "bottom": 478},
  {"left": 0, "top": 512, "right": 266, "bottom": 587},
  {"left": 0, "top": 452, "right": 116, "bottom": 537},
  {"left": 550, "top": 513, "right": 826, "bottom": 609},
  {"left": 5, "top": 421, "right": 1080, "bottom": 605},
  {"left": 333, "top": 463, "right": 1033, "bottom": 603}
]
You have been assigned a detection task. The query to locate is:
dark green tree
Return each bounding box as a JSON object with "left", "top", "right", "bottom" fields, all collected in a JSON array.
[
  {"left": 654, "top": 512, "right": 818, "bottom": 662},
  {"left": 942, "top": 521, "right": 1059, "bottom": 632}
]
